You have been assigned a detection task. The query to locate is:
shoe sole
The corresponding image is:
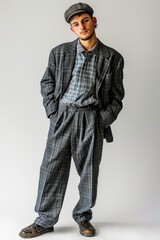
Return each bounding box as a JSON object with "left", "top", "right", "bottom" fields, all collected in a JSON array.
[{"left": 80, "top": 231, "right": 96, "bottom": 237}]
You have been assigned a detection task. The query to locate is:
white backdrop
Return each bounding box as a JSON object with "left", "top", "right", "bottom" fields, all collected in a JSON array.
[{"left": 0, "top": 0, "right": 160, "bottom": 234}]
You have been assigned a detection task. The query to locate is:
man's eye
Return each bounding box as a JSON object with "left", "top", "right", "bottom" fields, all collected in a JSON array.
[
  {"left": 83, "top": 19, "right": 88, "bottom": 23},
  {"left": 73, "top": 24, "right": 78, "bottom": 27}
]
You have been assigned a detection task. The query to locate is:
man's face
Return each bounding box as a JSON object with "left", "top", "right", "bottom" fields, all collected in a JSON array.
[{"left": 70, "top": 13, "right": 97, "bottom": 41}]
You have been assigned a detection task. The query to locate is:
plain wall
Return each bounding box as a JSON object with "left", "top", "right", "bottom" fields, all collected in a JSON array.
[{"left": 0, "top": 0, "right": 160, "bottom": 227}]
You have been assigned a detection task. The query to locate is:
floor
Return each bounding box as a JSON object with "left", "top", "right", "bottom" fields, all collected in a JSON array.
[{"left": 1, "top": 215, "right": 160, "bottom": 240}]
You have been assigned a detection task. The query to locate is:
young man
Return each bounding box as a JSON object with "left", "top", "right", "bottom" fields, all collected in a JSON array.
[{"left": 19, "top": 2, "right": 124, "bottom": 238}]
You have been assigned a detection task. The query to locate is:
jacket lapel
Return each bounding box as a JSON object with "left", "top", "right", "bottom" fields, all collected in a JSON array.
[
  {"left": 60, "top": 39, "right": 77, "bottom": 96},
  {"left": 95, "top": 40, "right": 111, "bottom": 95}
]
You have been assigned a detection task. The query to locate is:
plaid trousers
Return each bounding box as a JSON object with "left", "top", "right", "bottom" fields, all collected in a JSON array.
[{"left": 34, "top": 103, "right": 104, "bottom": 227}]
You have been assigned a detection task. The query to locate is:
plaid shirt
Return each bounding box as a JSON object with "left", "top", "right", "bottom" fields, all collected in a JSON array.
[{"left": 60, "top": 40, "right": 99, "bottom": 106}]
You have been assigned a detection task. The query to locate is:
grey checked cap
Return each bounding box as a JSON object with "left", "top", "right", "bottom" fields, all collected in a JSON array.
[{"left": 64, "top": 2, "right": 94, "bottom": 23}]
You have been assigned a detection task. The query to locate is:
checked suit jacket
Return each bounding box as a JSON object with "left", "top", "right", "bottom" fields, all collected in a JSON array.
[{"left": 40, "top": 38, "right": 125, "bottom": 142}]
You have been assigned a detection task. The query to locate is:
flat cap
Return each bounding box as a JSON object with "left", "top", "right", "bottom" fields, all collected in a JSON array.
[{"left": 64, "top": 2, "right": 94, "bottom": 23}]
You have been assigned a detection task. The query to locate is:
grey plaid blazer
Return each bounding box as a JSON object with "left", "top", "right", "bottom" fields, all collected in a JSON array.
[{"left": 41, "top": 39, "right": 125, "bottom": 142}]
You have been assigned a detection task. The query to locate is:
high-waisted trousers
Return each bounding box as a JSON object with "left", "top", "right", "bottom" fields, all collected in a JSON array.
[{"left": 34, "top": 103, "right": 104, "bottom": 227}]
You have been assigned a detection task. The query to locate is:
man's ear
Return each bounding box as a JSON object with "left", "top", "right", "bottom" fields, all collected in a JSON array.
[{"left": 92, "top": 17, "right": 97, "bottom": 27}]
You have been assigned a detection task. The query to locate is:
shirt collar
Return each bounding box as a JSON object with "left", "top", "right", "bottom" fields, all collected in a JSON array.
[{"left": 77, "top": 39, "right": 99, "bottom": 55}]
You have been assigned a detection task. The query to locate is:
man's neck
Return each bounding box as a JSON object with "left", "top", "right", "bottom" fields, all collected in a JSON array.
[{"left": 79, "top": 35, "right": 97, "bottom": 51}]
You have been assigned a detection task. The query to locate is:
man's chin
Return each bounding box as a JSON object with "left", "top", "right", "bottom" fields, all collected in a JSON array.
[
  {"left": 80, "top": 37, "right": 90, "bottom": 41},
  {"left": 79, "top": 31, "right": 95, "bottom": 41}
]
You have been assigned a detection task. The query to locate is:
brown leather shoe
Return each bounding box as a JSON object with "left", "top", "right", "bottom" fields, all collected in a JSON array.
[
  {"left": 19, "top": 223, "right": 54, "bottom": 238},
  {"left": 78, "top": 220, "right": 96, "bottom": 237}
]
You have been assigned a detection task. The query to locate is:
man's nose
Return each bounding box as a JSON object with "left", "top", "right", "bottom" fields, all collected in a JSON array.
[{"left": 80, "top": 22, "right": 86, "bottom": 29}]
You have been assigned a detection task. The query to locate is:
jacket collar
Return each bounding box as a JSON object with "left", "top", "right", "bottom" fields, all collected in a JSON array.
[{"left": 65, "top": 38, "right": 110, "bottom": 59}]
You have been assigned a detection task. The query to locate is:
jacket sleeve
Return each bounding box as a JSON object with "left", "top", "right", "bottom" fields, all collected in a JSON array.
[
  {"left": 40, "top": 50, "right": 58, "bottom": 118},
  {"left": 100, "top": 55, "right": 125, "bottom": 128}
]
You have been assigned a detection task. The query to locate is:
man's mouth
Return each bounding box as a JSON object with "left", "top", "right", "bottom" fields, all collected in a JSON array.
[{"left": 80, "top": 30, "right": 88, "bottom": 34}]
